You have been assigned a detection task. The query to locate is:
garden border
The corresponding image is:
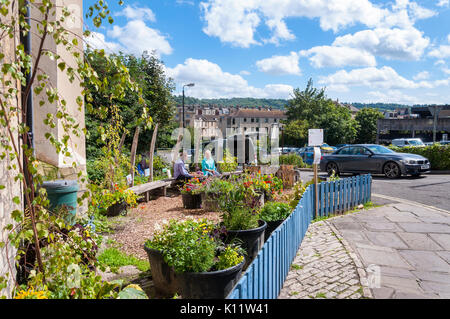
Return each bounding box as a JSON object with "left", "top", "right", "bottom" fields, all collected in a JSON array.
[{"left": 227, "top": 174, "right": 373, "bottom": 299}]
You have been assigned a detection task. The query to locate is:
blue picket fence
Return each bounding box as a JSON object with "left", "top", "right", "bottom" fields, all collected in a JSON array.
[{"left": 227, "top": 174, "right": 372, "bottom": 299}]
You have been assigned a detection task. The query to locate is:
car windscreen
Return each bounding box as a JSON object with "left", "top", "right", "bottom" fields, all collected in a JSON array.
[
  {"left": 407, "top": 140, "right": 424, "bottom": 146},
  {"left": 366, "top": 145, "right": 395, "bottom": 154}
]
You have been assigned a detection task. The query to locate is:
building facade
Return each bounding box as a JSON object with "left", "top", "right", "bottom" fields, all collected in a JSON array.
[{"left": 377, "top": 105, "right": 450, "bottom": 143}]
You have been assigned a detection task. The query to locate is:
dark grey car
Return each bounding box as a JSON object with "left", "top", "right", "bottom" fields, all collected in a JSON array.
[{"left": 320, "top": 144, "right": 431, "bottom": 178}]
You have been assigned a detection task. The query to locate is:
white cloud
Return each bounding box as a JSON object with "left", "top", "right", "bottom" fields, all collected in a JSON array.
[
  {"left": 239, "top": 70, "right": 251, "bottom": 76},
  {"left": 333, "top": 27, "right": 429, "bottom": 60},
  {"left": 199, "top": 0, "right": 435, "bottom": 48},
  {"left": 437, "top": 0, "right": 449, "bottom": 7},
  {"left": 255, "top": 52, "right": 301, "bottom": 75},
  {"left": 115, "top": 5, "right": 156, "bottom": 22},
  {"left": 84, "top": 5, "right": 172, "bottom": 57},
  {"left": 413, "top": 71, "right": 430, "bottom": 80},
  {"left": 107, "top": 20, "right": 172, "bottom": 57},
  {"left": 166, "top": 58, "right": 293, "bottom": 98},
  {"left": 300, "top": 46, "right": 376, "bottom": 68},
  {"left": 429, "top": 45, "right": 450, "bottom": 59},
  {"left": 84, "top": 31, "right": 123, "bottom": 53},
  {"left": 320, "top": 66, "right": 450, "bottom": 93},
  {"left": 200, "top": 1, "right": 261, "bottom": 48}
]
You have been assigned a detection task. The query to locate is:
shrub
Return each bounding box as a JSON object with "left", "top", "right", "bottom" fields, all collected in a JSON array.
[
  {"left": 260, "top": 202, "right": 292, "bottom": 222},
  {"left": 279, "top": 153, "right": 305, "bottom": 168},
  {"left": 390, "top": 144, "right": 450, "bottom": 170},
  {"left": 287, "top": 179, "right": 315, "bottom": 209},
  {"left": 218, "top": 149, "right": 238, "bottom": 173},
  {"left": 145, "top": 219, "right": 243, "bottom": 273}
]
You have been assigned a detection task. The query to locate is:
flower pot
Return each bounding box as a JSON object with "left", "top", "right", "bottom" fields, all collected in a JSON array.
[
  {"left": 226, "top": 220, "right": 267, "bottom": 269},
  {"left": 264, "top": 220, "right": 284, "bottom": 242},
  {"left": 182, "top": 193, "right": 202, "bottom": 209},
  {"left": 143, "top": 246, "right": 178, "bottom": 297},
  {"left": 105, "top": 201, "right": 128, "bottom": 217},
  {"left": 201, "top": 192, "right": 221, "bottom": 212},
  {"left": 176, "top": 260, "right": 244, "bottom": 299}
]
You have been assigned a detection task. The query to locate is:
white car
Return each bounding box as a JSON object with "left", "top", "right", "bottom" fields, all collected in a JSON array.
[{"left": 392, "top": 138, "right": 425, "bottom": 147}]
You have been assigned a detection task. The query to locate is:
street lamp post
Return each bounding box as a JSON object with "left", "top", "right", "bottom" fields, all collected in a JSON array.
[{"left": 182, "top": 83, "right": 195, "bottom": 129}]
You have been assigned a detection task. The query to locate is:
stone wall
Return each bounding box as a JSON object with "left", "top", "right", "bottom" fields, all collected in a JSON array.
[{"left": 0, "top": 2, "right": 22, "bottom": 298}]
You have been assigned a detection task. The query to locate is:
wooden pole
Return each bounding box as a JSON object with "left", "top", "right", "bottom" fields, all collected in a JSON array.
[
  {"left": 314, "top": 162, "right": 318, "bottom": 219},
  {"left": 149, "top": 123, "right": 159, "bottom": 182},
  {"left": 130, "top": 126, "right": 140, "bottom": 186}
]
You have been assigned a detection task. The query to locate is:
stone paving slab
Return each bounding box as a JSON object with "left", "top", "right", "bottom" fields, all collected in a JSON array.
[{"left": 329, "top": 203, "right": 450, "bottom": 299}]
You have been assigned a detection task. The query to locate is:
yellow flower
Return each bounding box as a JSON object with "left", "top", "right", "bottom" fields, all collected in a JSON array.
[{"left": 14, "top": 288, "right": 48, "bottom": 299}]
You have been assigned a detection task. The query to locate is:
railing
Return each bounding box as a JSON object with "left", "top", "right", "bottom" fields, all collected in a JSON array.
[{"left": 227, "top": 174, "right": 372, "bottom": 299}]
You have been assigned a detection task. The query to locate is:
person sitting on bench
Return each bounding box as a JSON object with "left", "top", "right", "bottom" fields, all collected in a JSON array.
[
  {"left": 174, "top": 151, "right": 196, "bottom": 182},
  {"left": 202, "top": 150, "right": 220, "bottom": 177}
]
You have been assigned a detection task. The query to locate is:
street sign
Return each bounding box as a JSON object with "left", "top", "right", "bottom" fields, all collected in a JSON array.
[{"left": 308, "top": 129, "right": 323, "bottom": 146}]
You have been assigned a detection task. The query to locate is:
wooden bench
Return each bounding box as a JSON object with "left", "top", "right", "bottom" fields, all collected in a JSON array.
[{"left": 129, "top": 180, "right": 172, "bottom": 202}]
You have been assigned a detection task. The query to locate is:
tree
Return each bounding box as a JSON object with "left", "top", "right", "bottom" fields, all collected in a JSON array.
[
  {"left": 85, "top": 51, "right": 175, "bottom": 158},
  {"left": 0, "top": 0, "right": 134, "bottom": 298},
  {"left": 355, "top": 108, "right": 384, "bottom": 143},
  {"left": 285, "top": 79, "right": 358, "bottom": 145}
]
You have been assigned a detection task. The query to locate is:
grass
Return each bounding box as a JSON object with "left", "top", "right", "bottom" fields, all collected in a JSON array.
[
  {"left": 312, "top": 201, "right": 381, "bottom": 223},
  {"left": 98, "top": 247, "right": 150, "bottom": 273},
  {"left": 291, "top": 264, "right": 303, "bottom": 270},
  {"left": 315, "top": 292, "right": 327, "bottom": 298}
]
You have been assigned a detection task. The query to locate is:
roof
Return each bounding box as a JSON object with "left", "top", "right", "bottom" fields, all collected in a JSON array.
[{"left": 228, "top": 108, "right": 287, "bottom": 119}]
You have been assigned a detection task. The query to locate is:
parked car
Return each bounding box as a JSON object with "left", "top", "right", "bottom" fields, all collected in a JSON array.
[
  {"left": 392, "top": 138, "right": 425, "bottom": 147},
  {"left": 320, "top": 143, "right": 336, "bottom": 153},
  {"left": 297, "top": 146, "right": 314, "bottom": 165},
  {"left": 439, "top": 141, "right": 450, "bottom": 146},
  {"left": 335, "top": 144, "right": 349, "bottom": 150},
  {"left": 320, "top": 144, "right": 431, "bottom": 178}
]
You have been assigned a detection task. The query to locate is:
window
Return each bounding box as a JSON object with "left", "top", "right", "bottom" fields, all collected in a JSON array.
[
  {"left": 244, "top": 118, "right": 247, "bottom": 122},
  {"left": 265, "top": 118, "right": 268, "bottom": 123},
  {"left": 251, "top": 118, "right": 255, "bottom": 123},
  {"left": 232, "top": 118, "right": 235, "bottom": 125},
  {"left": 337, "top": 147, "right": 351, "bottom": 155}
]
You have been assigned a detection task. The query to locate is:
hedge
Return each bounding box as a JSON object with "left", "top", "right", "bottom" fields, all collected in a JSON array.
[
  {"left": 279, "top": 153, "right": 306, "bottom": 168},
  {"left": 390, "top": 144, "right": 450, "bottom": 170}
]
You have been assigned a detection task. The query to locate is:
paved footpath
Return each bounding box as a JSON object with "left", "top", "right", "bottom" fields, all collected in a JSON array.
[
  {"left": 280, "top": 203, "right": 450, "bottom": 299},
  {"left": 279, "top": 220, "right": 371, "bottom": 299}
]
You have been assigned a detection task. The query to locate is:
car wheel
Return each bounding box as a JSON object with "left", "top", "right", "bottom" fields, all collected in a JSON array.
[
  {"left": 383, "top": 162, "right": 401, "bottom": 179},
  {"left": 326, "top": 162, "right": 339, "bottom": 176}
]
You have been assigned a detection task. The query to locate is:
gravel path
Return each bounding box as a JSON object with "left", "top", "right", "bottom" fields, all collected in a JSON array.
[{"left": 110, "top": 195, "right": 222, "bottom": 260}]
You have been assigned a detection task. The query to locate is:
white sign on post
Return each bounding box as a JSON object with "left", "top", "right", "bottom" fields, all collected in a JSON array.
[
  {"left": 313, "top": 147, "right": 322, "bottom": 164},
  {"left": 308, "top": 129, "right": 324, "bottom": 146}
]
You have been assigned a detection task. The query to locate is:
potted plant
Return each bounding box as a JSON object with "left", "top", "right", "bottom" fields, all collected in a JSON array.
[
  {"left": 218, "top": 184, "right": 267, "bottom": 269},
  {"left": 180, "top": 178, "right": 203, "bottom": 209},
  {"left": 260, "top": 202, "right": 292, "bottom": 241},
  {"left": 200, "top": 178, "right": 235, "bottom": 212},
  {"left": 144, "top": 219, "right": 245, "bottom": 299},
  {"left": 94, "top": 184, "right": 139, "bottom": 217}
]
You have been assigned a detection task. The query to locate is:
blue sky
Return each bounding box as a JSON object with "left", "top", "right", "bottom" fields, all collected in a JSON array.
[{"left": 84, "top": 0, "right": 450, "bottom": 105}]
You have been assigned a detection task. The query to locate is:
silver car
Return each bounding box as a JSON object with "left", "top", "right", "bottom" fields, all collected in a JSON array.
[{"left": 320, "top": 144, "right": 431, "bottom": 178}]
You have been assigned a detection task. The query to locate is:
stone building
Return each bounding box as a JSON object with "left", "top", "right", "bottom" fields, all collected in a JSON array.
[
  {"left": 0, "top": 2, "right": 22, "bottom": 298},
  {"left": 0, "top": 0, "right": 85, "bottom": 297},
  {"left": 218, "top": 108, "right": 287, "bottom": 138}
]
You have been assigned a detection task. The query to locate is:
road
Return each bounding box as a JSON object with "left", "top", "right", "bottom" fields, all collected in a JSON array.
[{"left": 299, "top": 171, "right": 450, "bottom": 212}]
